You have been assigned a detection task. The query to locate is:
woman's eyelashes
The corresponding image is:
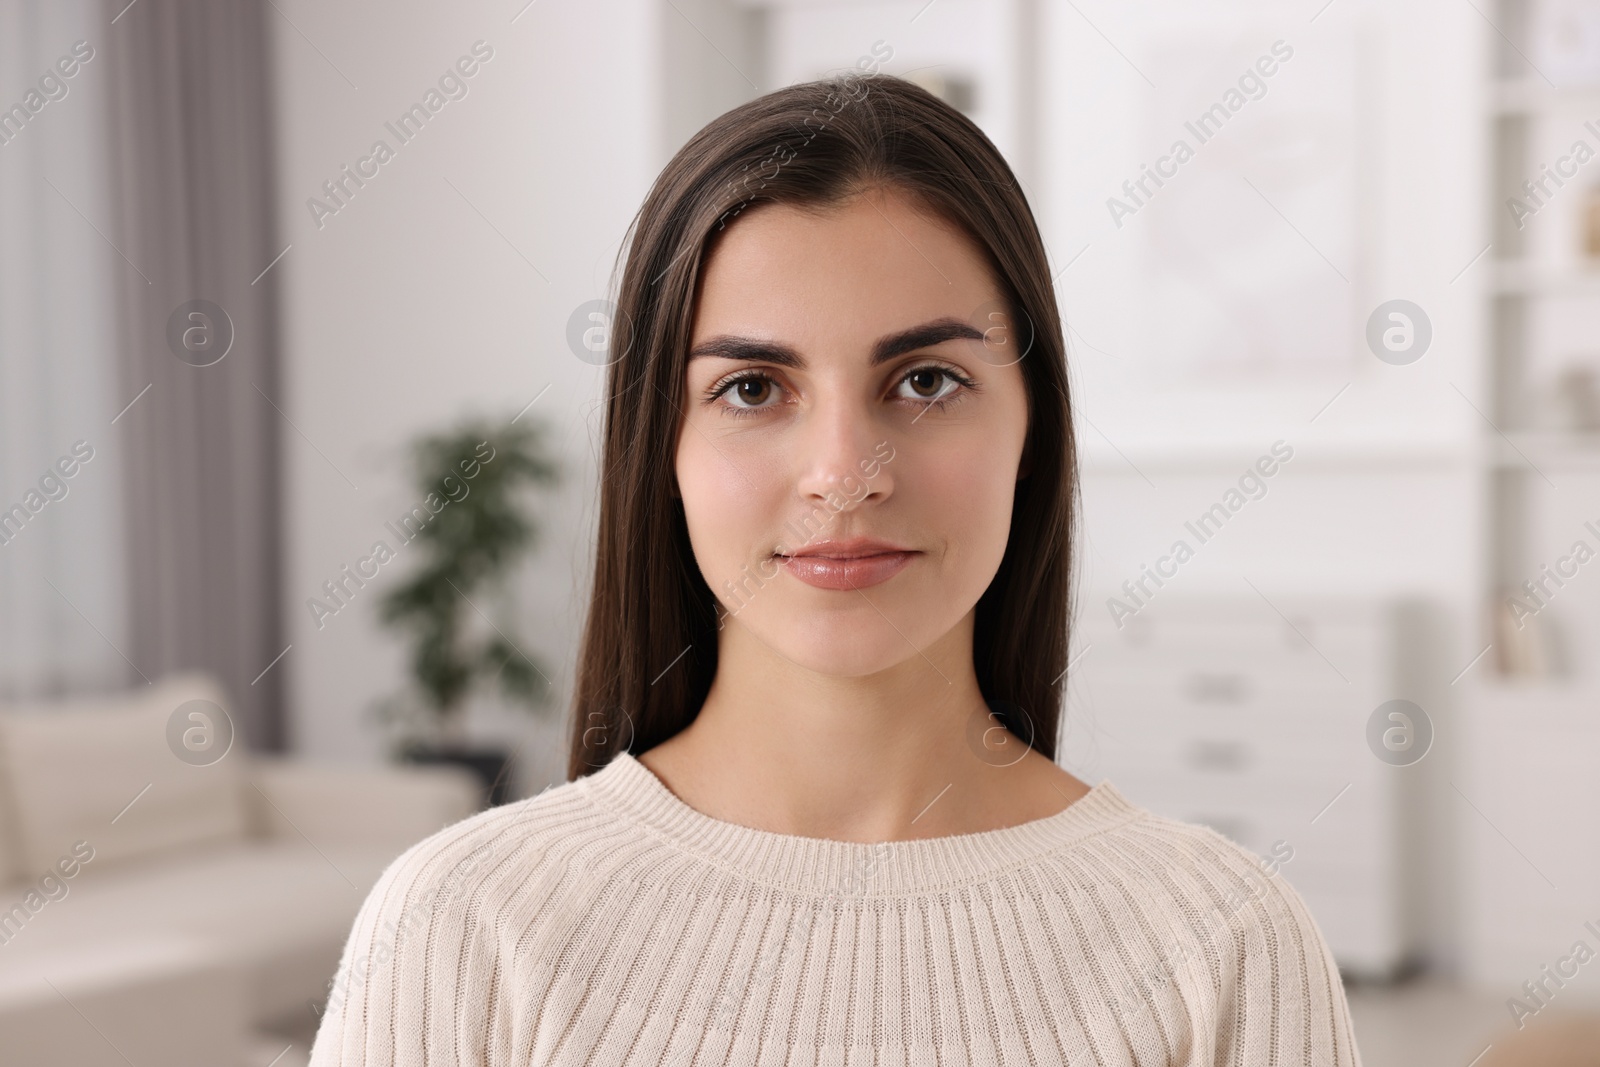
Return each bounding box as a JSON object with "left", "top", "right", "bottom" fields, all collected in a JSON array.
[
  {"left": 894, "top": 364, "right": 975, "bottom": 407},
  {"left": 704, "top": 370, "right": 782, "bottom": 415},
  {"left": 702, "top": 363, "right": 980, "bottom": 419}
]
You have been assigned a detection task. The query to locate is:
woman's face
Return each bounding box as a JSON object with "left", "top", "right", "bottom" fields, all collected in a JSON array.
[{"left": 676, "top": 186, "right": 1031, "bottom": 678}]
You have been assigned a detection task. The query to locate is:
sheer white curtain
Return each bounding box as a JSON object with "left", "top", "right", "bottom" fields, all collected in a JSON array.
[{"left": 0, "top": 0, "right": 130, "bottom": 699}]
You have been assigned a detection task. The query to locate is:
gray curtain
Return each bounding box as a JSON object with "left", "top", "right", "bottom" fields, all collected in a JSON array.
[{"left": 101, "top": 0, "right": 285, "bottom": 750}]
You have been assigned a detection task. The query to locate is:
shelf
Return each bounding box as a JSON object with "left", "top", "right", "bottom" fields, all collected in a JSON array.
[
  {"left": 1078, "top": 438, "right": 1472, "bottom": 473},
  {"left": 1490, "top": 261, "right": 1600, "bottom": 295},
  {"left": 1488, "top": 78, "right": 1600, "bottom": 114},
  {"left": 1489, "top": 431, "right": 1600, "bottom": 471},
  {"left": 1463, "top": 679, "right": 1598, "bottom": 727}
]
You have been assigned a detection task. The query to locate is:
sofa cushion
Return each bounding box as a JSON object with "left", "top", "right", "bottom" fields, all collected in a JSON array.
[
  {"left": 0, "top": 672, "right": 250, "bottom": 874},
  {"left": 0, "top": 930, "right": 250, "bottom": 1067},
  {"left": 0, "top": 838, "right": 401, "bottom": 1025}
]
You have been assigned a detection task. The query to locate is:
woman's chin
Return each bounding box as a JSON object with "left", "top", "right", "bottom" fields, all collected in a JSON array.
[
  {"left": 727, "top": 596, "right": 959, "bottom": 677},
  {"left": 767, "top": 625, "right": 936, "bottom": 678}
]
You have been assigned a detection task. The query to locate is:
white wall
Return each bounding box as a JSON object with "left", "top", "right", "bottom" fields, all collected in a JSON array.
[
  {"left": 0, "top": 1, "right": 127, "bottom": 700},
  {"left": 270, "top": 0, "right": 663, "bottom": 792},
  {"left": 1040, "top": 0, "right": 1485, "bottom": 614}
]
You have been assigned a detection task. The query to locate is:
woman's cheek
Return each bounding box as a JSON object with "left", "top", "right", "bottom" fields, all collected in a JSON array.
[
  {"left": 917, "top": 439, "right": 1016, "bottom": 574},
  {"left": 677, "top": 438, "right": 781, "bottom": 575}
]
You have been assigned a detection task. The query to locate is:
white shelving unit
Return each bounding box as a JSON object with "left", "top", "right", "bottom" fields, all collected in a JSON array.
[
  {"left": 1452, "top": 0, "right": 1600, "bottom": 994},
  {"left": 1478, "top": 4, "right": 1600, "bottom": 672}
]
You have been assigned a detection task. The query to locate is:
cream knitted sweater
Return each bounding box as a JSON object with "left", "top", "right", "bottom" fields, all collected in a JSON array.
[{"left": 309, "top": 751, "right": 1363, "bottom": 1066}]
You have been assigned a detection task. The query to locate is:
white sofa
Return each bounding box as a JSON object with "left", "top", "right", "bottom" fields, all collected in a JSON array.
[{"left": 0, "top": 672, "right": 481, "bottom": 1066}]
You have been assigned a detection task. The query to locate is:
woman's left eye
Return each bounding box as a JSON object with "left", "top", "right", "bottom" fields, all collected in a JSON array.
[
  {"left": 893, "top": 364, "right": 975, "bottom": 408},
  {"left": 707, "top": 372, "right": 787, "bottom": 415}
]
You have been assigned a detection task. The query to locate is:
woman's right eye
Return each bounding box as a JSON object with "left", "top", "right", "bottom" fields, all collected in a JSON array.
[{"left": 709, "top": 372, "right": 785, "bottom": 416}]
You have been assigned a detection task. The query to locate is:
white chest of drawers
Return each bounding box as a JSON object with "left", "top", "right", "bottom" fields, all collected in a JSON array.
[{"left": 1060, "top": 594, "right": 1420, "bottom": 979}]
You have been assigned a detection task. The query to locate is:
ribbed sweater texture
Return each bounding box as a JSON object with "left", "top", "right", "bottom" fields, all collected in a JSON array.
[{"left": 308, "top": 752, "right": 1363, "bottom": 1066}]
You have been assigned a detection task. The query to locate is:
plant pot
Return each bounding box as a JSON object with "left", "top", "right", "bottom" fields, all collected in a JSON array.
[{"left": 400, "top": 744, "right": 514, "bottom": 809}]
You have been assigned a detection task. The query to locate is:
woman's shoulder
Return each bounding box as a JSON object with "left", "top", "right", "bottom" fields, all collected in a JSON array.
[
  {"left": 1073, "top": 782, "right": 1295, "bottom": 880},
  {"left": 1052, "top": 786, "right": 1362, "bottom": 1063},
  {"left": 368, "top": 769, "right": 605, "bottom": 904},
  {"left": 311, "top": 770, "right": 617, "bottom": 1058},
  {"left": 1062, "top": 783, "right": 1329, "bottom": 956}
]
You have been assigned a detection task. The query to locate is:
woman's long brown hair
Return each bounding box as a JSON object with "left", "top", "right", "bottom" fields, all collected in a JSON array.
[{"left": 567, "top": 73, "right": 1077, "bottom": 780}]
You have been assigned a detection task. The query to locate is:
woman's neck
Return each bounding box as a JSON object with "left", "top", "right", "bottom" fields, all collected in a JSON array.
[{"left": 637, "top": 617, "right": 1090, "bottom": 843}]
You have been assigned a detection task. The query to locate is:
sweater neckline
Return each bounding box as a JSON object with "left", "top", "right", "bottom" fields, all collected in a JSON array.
[{"left": 579, "top": 750, "right": 1143, "bottom": 896}]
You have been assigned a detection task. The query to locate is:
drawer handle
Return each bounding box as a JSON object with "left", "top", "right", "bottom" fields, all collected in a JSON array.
[
  {"left": 1186, "top": 739, "right": 1252, "bottom": 772},
  {"left": 1185, "top": 672, "right": 1250, "bottom": 702}
]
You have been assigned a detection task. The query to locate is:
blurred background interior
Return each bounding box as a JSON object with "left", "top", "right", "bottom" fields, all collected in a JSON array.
[{"left": 0, "top": 0, "right": 1597, "bottom": 1063}]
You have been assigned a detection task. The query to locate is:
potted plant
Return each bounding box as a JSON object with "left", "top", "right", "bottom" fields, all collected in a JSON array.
[{"left": 373, "top": 414, "right": 560, "bottom": 807}]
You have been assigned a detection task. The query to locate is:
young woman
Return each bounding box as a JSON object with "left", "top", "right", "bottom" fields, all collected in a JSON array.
[{"left": 310, "top": 74, "right": 1363, "bottom": 1066}]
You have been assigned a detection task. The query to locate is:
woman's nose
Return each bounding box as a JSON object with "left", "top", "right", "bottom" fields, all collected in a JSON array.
[{"left": 792, "top": 398, "right": 893, "bottom": 510}]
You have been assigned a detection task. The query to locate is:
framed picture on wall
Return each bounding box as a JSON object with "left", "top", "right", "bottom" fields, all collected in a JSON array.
[{"left": 1133, "top": 22, "right": 1365, "bottom": 383}]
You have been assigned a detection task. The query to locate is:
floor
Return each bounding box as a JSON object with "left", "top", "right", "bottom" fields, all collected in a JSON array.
[{"left": 1347, "top": 977, "right": 1600, "bottom": 1067}]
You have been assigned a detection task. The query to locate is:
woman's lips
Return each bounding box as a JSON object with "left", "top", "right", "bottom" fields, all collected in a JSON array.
[{"left": 776, "top": 551, "right": 918, "bottom": 591}]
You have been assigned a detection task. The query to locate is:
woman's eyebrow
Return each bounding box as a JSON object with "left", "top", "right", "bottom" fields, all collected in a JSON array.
[
  {"left": 872, "top": 318, "right": 986, "bottom": 363},
  {"left": 687, "top": 316, "right": 986, "bottom": 368},
  {"left": 688, "top": 335, "right": 804, "bottom": 367}
]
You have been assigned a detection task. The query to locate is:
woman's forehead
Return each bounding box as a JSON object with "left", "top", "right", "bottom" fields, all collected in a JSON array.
[{"left": 691, "top": 197, "right": 1004, "bottom": 347}]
